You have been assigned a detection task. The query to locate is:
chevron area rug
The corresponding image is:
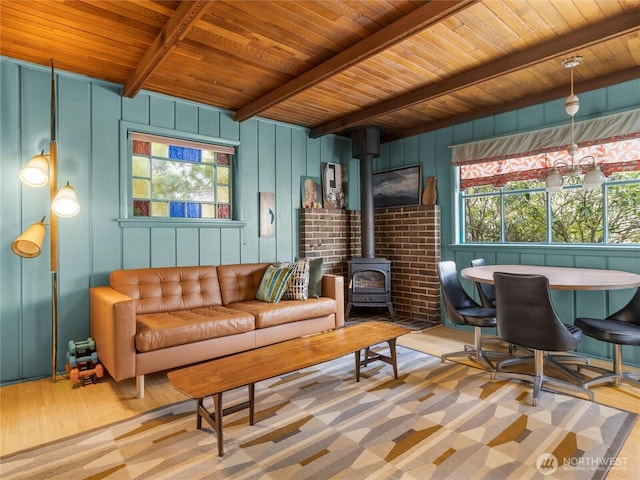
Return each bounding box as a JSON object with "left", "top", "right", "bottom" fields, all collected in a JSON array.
[{"left": 1, "top": 347, "right": 636, "bottom": 480}]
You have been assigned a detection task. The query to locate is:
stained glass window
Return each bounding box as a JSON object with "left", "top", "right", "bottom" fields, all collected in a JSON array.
[{"left": 129, "top": 132, "right": 235, "bottom": 220}]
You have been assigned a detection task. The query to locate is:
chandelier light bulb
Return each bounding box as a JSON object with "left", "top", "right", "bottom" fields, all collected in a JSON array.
[
  {"left": 545, "top": 167, "right": 564, "bottom": 192},
  {"left": 582, "top": 164, "right": 605, "bottom": 190}
]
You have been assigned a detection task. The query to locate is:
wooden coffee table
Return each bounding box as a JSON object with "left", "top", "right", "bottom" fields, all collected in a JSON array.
[{"left": 167, "top": 321, "right": 410, "bottom": 456}]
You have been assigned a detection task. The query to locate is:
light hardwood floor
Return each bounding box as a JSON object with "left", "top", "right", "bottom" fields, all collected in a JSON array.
[{"left": 1, "top": 326, "right": 638, "bottom": 478}]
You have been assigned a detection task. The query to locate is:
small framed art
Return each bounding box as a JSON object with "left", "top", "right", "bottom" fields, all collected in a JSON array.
[{"left": 301, "top": 176, "right": 323, "bottom": 209}]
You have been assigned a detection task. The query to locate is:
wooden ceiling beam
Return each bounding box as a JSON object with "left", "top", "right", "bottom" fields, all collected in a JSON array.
[
  {"left": 381, "top": 68, "right": 640, "bottom": 143},
  {"left": 123, "top": 0, "right": 210, "bottom": 98},
  {"left": 233, "top": 0, "right": 478, "bottom": 123},
  {"left": 310, "top": 11, "right": 640, "bottom": 139}
]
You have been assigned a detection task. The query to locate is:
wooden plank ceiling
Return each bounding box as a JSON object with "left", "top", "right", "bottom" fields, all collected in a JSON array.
[{"left": 1, "top": 0, "right": 638, "bottom": 143}]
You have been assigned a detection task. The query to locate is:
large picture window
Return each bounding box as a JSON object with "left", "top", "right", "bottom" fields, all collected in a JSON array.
[
  {"left": 457, "top": 121, "right": 640, "bottom": 245},
  {"left": 128, "top": 132, "right": 235, "bottom": 220}
]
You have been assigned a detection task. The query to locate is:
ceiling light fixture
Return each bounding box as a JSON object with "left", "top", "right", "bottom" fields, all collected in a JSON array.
[{"left": 545, "top": 56, "right": 605, "bottom": 192}]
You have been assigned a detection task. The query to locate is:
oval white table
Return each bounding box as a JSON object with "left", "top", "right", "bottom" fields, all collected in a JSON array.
[{"left": 460, "top": 264, "right": 640, "bottom": 291}]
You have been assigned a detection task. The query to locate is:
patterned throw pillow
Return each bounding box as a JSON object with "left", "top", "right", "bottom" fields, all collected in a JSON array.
[
  {"left": 282, "top": 258, "right": 310, "bottom": 300},
  {"left": 255, "top": 265, "right": 293, "bottom": 303}
]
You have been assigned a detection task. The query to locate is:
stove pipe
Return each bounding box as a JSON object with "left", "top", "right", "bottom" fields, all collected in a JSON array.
[{"left": 350, "top": 127, "right": 381, "bottom": 259}]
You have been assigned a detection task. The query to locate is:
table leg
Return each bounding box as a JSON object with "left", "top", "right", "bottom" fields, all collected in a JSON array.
[
  {"left": 214, "top": 393, "right": 224, "bottom": 456},
  {"left": 355, "top": 349, "right": 361, "bottom": 382},
  {"left": 196, "top": 398, "right": 203, "bottom": 429},
  {"left": 249, "top": 383, "right": 255, "bottom": 425},
  {"left": 388, "top": 338, "right": 398, "bottom": 379}
]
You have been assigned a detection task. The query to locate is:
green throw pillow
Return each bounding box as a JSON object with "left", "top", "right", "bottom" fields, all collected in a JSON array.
[
  {"left": 307, "top": 257, "right": 324, "bottom": 298},
  {"left": 256, "top": 265, "right": 293, "bottom": 303}
]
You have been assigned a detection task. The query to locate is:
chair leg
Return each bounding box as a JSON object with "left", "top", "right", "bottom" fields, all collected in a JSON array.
[
  {"left": 496, "top": 349, "right": 593, "bottom": 405},
  {"left": 581, "top": 344, "right": 640, "bottom": 389},
  {"left": 440, "top": 327, "right": 511, "bottom": 377}
]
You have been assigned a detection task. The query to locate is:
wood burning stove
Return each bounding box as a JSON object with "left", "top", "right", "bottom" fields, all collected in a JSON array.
[
  {"left": 346, "top": 127, "right": 394, "bottom": 320},
  {"left": 346, "top": 257, "right": 394, "bottom": 319}
]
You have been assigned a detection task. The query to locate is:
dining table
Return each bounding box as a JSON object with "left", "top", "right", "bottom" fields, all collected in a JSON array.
[{"left": 460, "top": 264, "right": 640, "bottom": 291}]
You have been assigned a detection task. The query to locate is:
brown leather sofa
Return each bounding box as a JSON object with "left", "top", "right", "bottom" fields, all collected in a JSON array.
[{"left": 90, "top": 263, "right": 344, "bottom": 398}]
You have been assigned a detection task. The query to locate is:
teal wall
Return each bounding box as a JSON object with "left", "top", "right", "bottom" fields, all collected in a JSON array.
[
  {"left": 0, "top": 58, "right": 352, "bottom": 383},
  {"left": 2, "top": 56, "right": 638, "bottom": 383},
  {"left": 380, "top": 78, "right": 640, "bottom": 367}
]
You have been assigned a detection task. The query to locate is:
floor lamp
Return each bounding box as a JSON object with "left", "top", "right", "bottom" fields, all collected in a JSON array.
[{"left": 11, "top": 60, "right": 80, "bottom": 382}]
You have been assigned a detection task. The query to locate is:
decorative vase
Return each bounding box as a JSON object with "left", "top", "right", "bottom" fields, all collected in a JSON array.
[{"left": 422, "top": 176, "right": 437, "bottom": 205}]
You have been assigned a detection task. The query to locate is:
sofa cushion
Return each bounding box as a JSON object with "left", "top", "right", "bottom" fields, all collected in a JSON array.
[
  {"left": 135, "top": 306, "right": 255, "bottom": 352},
  {"left": 227, "top": 297, "right": 337, "bottom": 328},
  {"left": 110, "top": 266, "right": 222, "bottom": 314},
  {"left": 255, "top": 265, "right": 293, "bottom": 303},
  {"left": 217, "top": 263, "right": 271, "bottom": 305}
]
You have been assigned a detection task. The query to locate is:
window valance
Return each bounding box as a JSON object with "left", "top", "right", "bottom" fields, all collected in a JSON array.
[{"left": 451, "top": 109, "right": 639, "bottom": 166}]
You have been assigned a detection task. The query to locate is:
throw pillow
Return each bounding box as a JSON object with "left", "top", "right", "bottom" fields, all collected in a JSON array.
[
  {"left": 255, "top": 265, "right": 293, "bottom": 303},
  {"left": 282, "top": 258, "right": 310, "bottom": 300},
  {"left": 307, "top": 257, "right": 324, "bottom": 298}
]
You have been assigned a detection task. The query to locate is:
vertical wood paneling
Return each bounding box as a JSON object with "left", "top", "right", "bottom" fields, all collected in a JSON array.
[
  {"left": 257, "top": 122, "right": 276, "bottom": 262},
  {"left": 90, "top": 83, "right": 123, "bottom": 286},
  {"left": 275, "top": 125, "right": 293, "bottom": 261},
  {"left": 291, "top": 128, "right": 308, "bottom": 249},
  {"left": 176, "top": 228, "right": 199, "bottom": 266},
  {"left": 220, "top": 229, "right": 241, "bottom": 264},
  {"left": 151, "top": 228, "right": 177, "bottom": 267},
  {"left": 199, "top": 228, "right": 221, "bottom": 266},
  {"left": 175, "top": 103, "right": 198, "bottom": 133},
  {"left": 122, "top": 228, "right": 150, "bottom": 269},
  {"left": 19, "top": 67, "right": 51, "bottom": 379},
  {"left": 149, "top": 96, "right": 174, "bottom": 129},
  {"left": 57, "top": 74, "right": 93, "bottom": 353},
  {"left": 198, "top": 107, "right": 221, "bottom": 138},
  {"left": 122, "top": 94, "right": 149, "bottom": 124},
  {"left": 0, "top": 62, "right": 23, "bottom": 381},
  {"left": 239, "top": 120, "right": 259, "bottom": 263}
]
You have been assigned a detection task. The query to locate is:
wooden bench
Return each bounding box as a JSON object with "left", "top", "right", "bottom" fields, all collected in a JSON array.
[{"left": 167, "top": 321, "right": 410, "bottom": 456}]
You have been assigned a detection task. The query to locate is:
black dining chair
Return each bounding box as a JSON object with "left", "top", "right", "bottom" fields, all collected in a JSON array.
[
  {"left": 437, "top": 261, "right": 506, "bottom": 373},
  {"left": 493, "top": 272, "right": 593, "bottom": 406},
  {"left": 575, "top": 288, "right": 640, "bottom": 389},
  {"left": 470, "top": 258, "right": 496, "bottom": 308}
]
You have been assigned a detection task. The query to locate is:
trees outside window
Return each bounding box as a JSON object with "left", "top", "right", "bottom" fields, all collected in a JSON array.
[{"left": 461, "top": 171, "right": 640, "bottom": 245}]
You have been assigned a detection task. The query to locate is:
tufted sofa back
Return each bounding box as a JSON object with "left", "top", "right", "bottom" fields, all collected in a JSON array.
[
  {"left": 109, "top": 266, "right": 223, "bottom": 314},
  {"left": 217, "top": 263, "right": 271, "bottom": 305}
]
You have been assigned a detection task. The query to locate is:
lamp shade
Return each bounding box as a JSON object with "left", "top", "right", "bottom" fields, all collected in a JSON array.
[
  {"left": 11, "top": 219, "right": 46, "bottom": 258},
  {"left": 545, "top": 168, "right": 564, "bottom": 192},
  {"left": 19, "top": 152, "right": 49, "bottom": 187},
  {"left": 52, "top": 181, "right": 80, "bottom": 218},
  {"left": 583, "top": 164, "right": 605, "bottom": 190}
]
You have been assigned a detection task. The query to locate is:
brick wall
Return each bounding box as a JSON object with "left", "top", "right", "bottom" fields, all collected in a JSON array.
[{"left": 299, "top": 205, "right": 441, "bottom": 322}]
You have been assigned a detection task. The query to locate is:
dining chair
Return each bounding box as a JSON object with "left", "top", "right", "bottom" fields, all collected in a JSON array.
[
  {"left": 493, "top": 272, "right": 593, "bottom": 406},
  {"left": 575, "top": 288, "right": 640, "bottom": 389},
  {"left": 470, "top": 258, "right": 496, "bottom": 308},
  {"left": 437, "top": 261, "right": 505, "bottom": 373}
]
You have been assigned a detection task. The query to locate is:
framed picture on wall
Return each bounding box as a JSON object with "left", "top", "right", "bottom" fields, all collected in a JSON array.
[
  {"left": 321, "top": 162, "right": 347, "bottom": 209},
  {"left": 259, "top": 192, "right": 276, "bottom": 237},
  {"left": 301, "top": 176, "right": 323, "bottom": 209},
  {"left": 372, "top": 164, "right": 422, "bottom": 208}
]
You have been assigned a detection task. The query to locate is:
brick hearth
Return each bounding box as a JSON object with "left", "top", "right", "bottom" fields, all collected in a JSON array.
[{"left": 299, "top": 205, "right": 440, "bottom": 323}]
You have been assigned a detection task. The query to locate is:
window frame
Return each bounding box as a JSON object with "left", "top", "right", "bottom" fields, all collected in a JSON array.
[
  {"left": 118, "top": 121, "right": 244, "bottom": 228},
  {"left": 458, "top": 172, "right": 640, "bottom": 246}
]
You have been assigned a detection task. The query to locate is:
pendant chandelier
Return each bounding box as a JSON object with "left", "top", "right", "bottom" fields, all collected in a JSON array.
[{"left": 544, "top": 56, "right": 605, "bottom": 192}]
